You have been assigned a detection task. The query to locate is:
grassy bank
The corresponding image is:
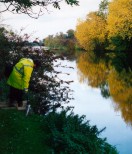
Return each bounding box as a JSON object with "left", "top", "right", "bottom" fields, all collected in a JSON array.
[
  {"left": 0, "top": 109, "right": 50, "bottom": 154},
  {"left": 0, "top": 109, "right": 118, "bottom": 154}
]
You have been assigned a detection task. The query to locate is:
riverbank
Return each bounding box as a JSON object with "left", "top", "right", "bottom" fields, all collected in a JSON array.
[{"left": 0, "top": 109, "right": 118, "bottom": 154}]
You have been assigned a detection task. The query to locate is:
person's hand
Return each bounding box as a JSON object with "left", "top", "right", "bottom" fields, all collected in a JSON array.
[
  {"left": 24, "top": 88, "right": 28, "bottom": 97},
  {"left": 24, "top": 88, "right": 28, "bottom": 93}
]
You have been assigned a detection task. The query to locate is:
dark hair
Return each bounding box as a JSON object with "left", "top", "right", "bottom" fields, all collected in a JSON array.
[{"left": 34, "top": 59, "right": 41, "bottom": 68}]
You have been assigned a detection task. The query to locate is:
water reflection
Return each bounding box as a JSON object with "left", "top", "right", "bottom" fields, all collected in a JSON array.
[
  {"left": 77, "top": 52, "right": 108, "bottom": 87},
  {"left": 77, "top": 52, "right": 132, "bottom": 127},
  {"left": 55, "top": 59, "right": 132, "bottom": 154}
]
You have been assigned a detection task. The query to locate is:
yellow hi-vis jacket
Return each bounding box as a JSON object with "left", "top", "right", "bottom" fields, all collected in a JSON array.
[{"left": 7, "top": 58, "right": 34, "bottom": 91}]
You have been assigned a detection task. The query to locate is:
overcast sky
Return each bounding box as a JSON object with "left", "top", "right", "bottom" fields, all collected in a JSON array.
[{"left": 1, "top": 0, "right": 101, "bottom": 40}]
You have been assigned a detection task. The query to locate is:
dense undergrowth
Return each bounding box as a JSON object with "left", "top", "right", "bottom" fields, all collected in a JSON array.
[{"left": 0, "top": 109, "right": 118, "bottom": 154}]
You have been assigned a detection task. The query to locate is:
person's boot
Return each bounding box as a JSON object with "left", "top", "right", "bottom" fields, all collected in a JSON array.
[
  {"left": 18, "top": 102, "right": 23, "bottom": 107},
  {"left": 17, "top": 102, "right": 25, "bottom": 110}
]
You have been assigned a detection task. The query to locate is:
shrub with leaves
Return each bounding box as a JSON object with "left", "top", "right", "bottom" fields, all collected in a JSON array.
[
  {"left": 43, "top": 108, "right": 118, "bottom": 154},
  {"left": 0, "top": 108, "right": 118, "bottom": 154}
]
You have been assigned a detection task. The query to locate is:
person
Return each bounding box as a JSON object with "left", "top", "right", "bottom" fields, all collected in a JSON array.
[{"left": 7, "top": 58, "right": 41, "bottom": 108}]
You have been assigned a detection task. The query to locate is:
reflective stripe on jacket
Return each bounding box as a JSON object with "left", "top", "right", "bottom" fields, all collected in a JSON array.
[{"left": 7, "top": 58, "right": 34, "bottom": 90}]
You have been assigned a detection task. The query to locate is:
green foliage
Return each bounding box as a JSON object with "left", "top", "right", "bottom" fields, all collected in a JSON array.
[
  {"left": 66, "top": 29, "right": 75, "bottom": 39},
  {"left": 43, "top": 109, "right": 118, "bottom": 154},
  {"left": 0, "top": 27, "right": 10, "bottom": 75},
  {"left": 0, "top": 109, "right": 118, "bottom": 154},
  {"left": 107, "top": 36, "right": 132, "bottom": 70},
  {"left": 0, "top": 78, "right": 9, "bottom": 101},
  {"left": 44, "top": 30, "right": 77, "bottom": 57},
  {"left": 98, "top": 0, "right": 109, "bottom": 19},
  {"left": 65, "top": 0, "right": 79, "bottom": 6},
  {"left": 0, "top": 109, "right": 49, "bottom": 154},
  {"left": 109, "top": 51, "right": 128, "bottom": 72}
]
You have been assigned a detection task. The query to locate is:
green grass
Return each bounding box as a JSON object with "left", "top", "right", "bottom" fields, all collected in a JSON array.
[{"left": 0, "top": 109, "right": 50, "bottom": 154}]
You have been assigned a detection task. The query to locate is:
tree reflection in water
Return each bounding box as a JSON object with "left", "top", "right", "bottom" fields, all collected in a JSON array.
[{"left": 77, "top": 52, "right": 132, "bottom": 127}]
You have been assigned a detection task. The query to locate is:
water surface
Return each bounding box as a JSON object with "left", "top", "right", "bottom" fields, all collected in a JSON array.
[{"left": 56, "top": 59, "right": 132, "bottom": 154}]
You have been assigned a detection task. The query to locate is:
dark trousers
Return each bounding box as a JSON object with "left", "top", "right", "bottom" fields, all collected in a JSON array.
[{"left": 9, "top": 86, "right": 23, "bottom": 106}]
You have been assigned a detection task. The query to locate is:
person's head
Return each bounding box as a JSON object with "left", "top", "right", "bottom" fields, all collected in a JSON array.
[{"left": 33, "top": 59, "right": 41, "bottom": 68}]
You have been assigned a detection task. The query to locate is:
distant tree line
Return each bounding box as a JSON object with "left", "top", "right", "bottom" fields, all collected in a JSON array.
[{"left": 44, "top": 29, "right": 81, "bottom": 57}]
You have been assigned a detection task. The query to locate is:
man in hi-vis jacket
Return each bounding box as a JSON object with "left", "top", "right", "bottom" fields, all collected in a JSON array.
[{"left": 7, "top": 58, "right": 41, "bottom": 107}]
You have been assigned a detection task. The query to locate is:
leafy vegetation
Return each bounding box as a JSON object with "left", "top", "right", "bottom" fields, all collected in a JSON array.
[
  {"left": 75, "top": 12, "right": 107, "bottom": 56},
  {"left": 107, "top": 0, "right": 132, "bottom": 41},
  {"left": 44, "top": 29, "right": 77, "bottom": 58},
  {"left": 0, "top": 109, "right": 118, "bottom": 154}
]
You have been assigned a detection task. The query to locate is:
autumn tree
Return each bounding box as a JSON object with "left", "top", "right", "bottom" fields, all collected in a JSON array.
[
  {"left": 107, "top": 0, "right": 131, "bottom": 53},
  {"left": 75, "top": 12, "right": 107, "bottom": 57},
  {"left": 106, "top": 0, "right": 132, "bottom": 71},
  {"left": 107, "top": 0, "right": 132, "bottom": 42},
  {"left": 75, "top": 0, "right": 109, "bottom": 55},
  {"left": 0, "top": 0, "right": 79, "bottom": 18}
]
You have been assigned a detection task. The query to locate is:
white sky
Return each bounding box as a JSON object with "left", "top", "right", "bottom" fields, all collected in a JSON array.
[{"left": 1, "top": 0, "right": 101, "bottom": 40}]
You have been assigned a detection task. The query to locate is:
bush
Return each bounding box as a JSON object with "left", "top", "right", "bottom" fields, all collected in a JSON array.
[
  {"left": 42, "top": 108, "right": 118, "bottom": 154},
  {"left": 0, "top": 109, "right": 118, "bottom": 154}
]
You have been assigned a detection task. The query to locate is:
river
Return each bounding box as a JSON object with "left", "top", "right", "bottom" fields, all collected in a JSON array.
[{"left": 55, "top": 59, "right": 132, "bottom": 154}]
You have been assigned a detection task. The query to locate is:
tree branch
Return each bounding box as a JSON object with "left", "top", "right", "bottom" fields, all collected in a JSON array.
[{"left": 0, "top": 0, "right": 79, "bottom": 18}]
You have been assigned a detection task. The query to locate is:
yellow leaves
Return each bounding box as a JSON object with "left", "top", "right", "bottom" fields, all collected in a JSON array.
[
  {"left": 107, "top": 0, "right": 132, "bottom": 40},
  {"left": 75, "top": 21, "right": 93, "bottom": 51},
  {"left": 75, "top": 0, "right": 132, "bottom": 51},
  {"left": 75, "top": 12, "right": 107, "bottom": 51}
]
